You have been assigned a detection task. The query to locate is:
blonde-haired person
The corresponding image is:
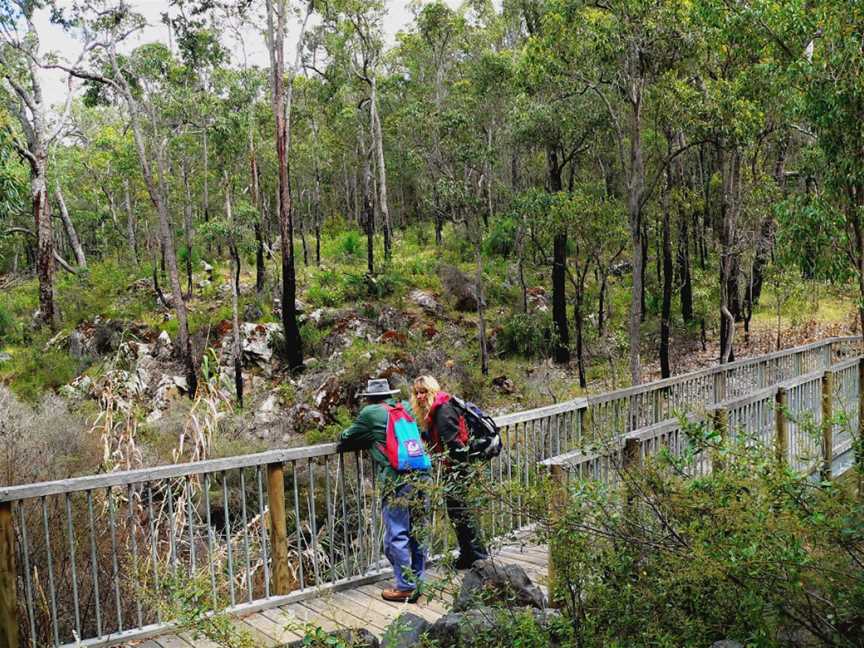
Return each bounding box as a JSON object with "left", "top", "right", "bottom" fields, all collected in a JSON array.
[{"left": 411, "top": 375, "right": 488, "bottom": 569}]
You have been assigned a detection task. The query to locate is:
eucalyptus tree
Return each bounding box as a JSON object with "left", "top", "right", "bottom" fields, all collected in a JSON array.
[
  {"left": 264, "top": 0, "right": 312, "bottom": 371},
  {"left": 0, "top": 0, "right": 109, "bottom": 326}
]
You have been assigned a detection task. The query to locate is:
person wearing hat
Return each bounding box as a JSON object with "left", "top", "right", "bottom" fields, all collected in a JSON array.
[{"left": 336, "top": 378, "right": 429, "bottom": 602}]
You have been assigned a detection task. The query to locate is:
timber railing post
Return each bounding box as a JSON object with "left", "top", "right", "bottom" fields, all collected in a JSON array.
[
  {"left": 775, "top": 387, "right": 788, "bottom": 466},
  {"left": 713, "top": 370, "right": 727, "bottom": 404},
  {"left": 711, "top": 407, "right": 729, "bottom": 472},
  {"left": 0, "top": 501, "right": 18, "bottom": 648},
  {"left": 267, "top": 462, "right": 290, "bottom": 595},
  {"left": 547, "top": 462, "right": 567, "bottom": 608},
  {"left": 858, "top": 358, "right": 864, "bottom": 499},
  {"left": 821, "top": 371, "right": 834, "bottom": 481}
]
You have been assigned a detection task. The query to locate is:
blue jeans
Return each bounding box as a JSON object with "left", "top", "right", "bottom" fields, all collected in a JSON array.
[{"left": 382, "top": 482, "right": 427, "bottom": 591}]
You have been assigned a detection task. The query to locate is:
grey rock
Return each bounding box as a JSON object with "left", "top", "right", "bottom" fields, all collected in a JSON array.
[
  {"left": 440, "top": 264, "right": 484, "bottom": 312},
  {"left": 429, "top": 607, "right": 562, "bottom": 647},
  {"left": 452, "top": 559, "right": 545, "bottom": 612},
  {"left": 69, "top": 330, "right": 85, "bottom": 358},
  {"left": 710, "top": 642, "right": 743, "bottom": 648},
  {"left": 243, "top": 302, "right": 264, "bottom": 321},
  {"left": 154, "top": 330, "right": 173, "bottom": 361},
  {"left": 382, "top": 612, "right": 430, "bottom": 648},
  {"left": 409, "top": 289, "right": 442, "bottom": 316},
  {"left": 0, "top": 352, "right": 11, "bottom": 363}
]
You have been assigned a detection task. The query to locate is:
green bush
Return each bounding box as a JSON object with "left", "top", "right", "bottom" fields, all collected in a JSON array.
[
  {"left": 499, "top": 312, "right": 556, "bottom": 358},
  {"left": 0, "top": 302, "right": 12, "bottom": 347},
  {"left": 484, "top": 215, "right": 520, "bottom": 257},
  {"left": 546, "top": 419, "right": 864, "bottom": 646},
  {"left": 0, "top": 347, "right": 78, "bottom": 401},
  {"left": 339, "top": 230, "right": 363, "bottom": 258}
]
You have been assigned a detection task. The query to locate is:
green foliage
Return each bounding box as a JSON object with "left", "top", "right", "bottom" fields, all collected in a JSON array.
[
  {"left": 0, "top": 302, "right": 12, "bottom": 347},
  {"left": 484, "top": 216, "right": 520, "bottom": 257},
  {"left": 499, "top": 312, "right": 557, "bottom": 359},
  {"left": 338, "top": 230, "right": 363, "bottom": 258},
  {"left": 546, "top": 419, "right": 864, "bottom": 646},
  {"left": 0, "top": 347, "right": 78, "bottom": 402}
]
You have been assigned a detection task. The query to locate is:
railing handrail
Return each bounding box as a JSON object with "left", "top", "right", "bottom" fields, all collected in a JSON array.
[{"left": 2, "top": 335, "right": 858, "bottom": 504}]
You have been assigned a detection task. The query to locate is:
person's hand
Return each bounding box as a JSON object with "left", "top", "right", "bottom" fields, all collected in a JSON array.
[{"left": 336, "top": 437, "right": 347, "bottom": 453}]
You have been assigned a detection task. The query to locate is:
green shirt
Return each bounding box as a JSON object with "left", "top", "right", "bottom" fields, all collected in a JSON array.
[{"left": 339, "top": 399, "right": 419, "bottom": 483}]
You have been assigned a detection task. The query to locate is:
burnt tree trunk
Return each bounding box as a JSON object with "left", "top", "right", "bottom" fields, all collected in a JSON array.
[
  {"left": 548, "top": 148, "right": 570, "bottom": 364},
  {"left": 660, "top": 173, "right": 673, "bottom": 379}
]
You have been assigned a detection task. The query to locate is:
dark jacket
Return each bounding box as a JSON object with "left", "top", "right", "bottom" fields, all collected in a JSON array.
[{"left": 424, "top": 392, "right": 469, "bottom": 462}]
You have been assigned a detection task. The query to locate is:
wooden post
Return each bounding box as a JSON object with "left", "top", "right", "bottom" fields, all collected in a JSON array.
[
  {"left": 547, "top": 463, "right": 567, "bottom": 608},
  {"left": 711, "top": 407, "right": 728, "bottom": 472},
  {"left": 821, "top": 371, "right": 834, "bottom": 481},
  {"left": 622, "top": 436, "right": 641, "bottom": 472},
  {"left": 579, "top": 406, "right": 592, "bottom": 443},
  {"left": 0, "top": 501, "right": 18, "bottom": 648},
  {"left": 713, "top": 370, "right": 727, "bottom": 404},
  {"left": 775, "top": 387, "right": 788, "bottom": 466},
  {"left": 266, "top": 462, "right": 290, "bottom": 595},
  {"left": 858, "top": 358, "right": 864, "bottom": 498}
]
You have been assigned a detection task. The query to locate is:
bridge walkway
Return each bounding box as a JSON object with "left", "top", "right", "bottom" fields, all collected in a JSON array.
[{"left": 136, "top": 539, "right": 549, "bottom": 648}]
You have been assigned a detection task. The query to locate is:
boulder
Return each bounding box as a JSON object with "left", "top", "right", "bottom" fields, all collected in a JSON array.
[
  {"left": 308, "top": 307, "right": 351, "bottom": 328},
  {"left": 152, "top": 375, "right": 188, "bottom": 411},
  {"left": 253, "top": 393, "right": 280, "bottom": 438},
  {"left": 710, "top": 643, "right": 743, "bottom": 648},
  {"left": 452, "top": 560, "right": 545, "bottom": 612},
  {"left": 314, "top": 375, "right": 343, "bottom": 415},
  {"left": 243, "top": 302, "right": 264, "bottom": 321},
  {"left": 382, "top": 612, "right": 430, "bottom": 648},
  {"left": 429, "top": 607, "right": 562, "bottom": 647},
  {"left": 409, "top": 289, "right": 442, "bottom": 316},
  {"left": 491, "top": 375, "right": 515, "bottom": 394},
  {"left": 0, "top": 351, "right": 11, "bottom": 364},
  {"left": 154, "top": 331, "right": 173, "bottom": 361},
  {"left": 69, "top": 330, "right": 86, "bottom": 359},
  {"left": 526, "top": 287, "right": 549, "bottom": 313},
  {"left": 285, "top": 628, "right": 378, "bottom": 648},
  {"left": 440, "top": 265, "right": 484, "bottom": 312}
]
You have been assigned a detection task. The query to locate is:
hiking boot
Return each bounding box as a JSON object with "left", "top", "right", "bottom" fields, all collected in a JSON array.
[
  {"left": 454, "top": 554, "right": 486, "bottom": 570},
  {"left": 381, "top": 588, "right": 415, "bottom": 602}
]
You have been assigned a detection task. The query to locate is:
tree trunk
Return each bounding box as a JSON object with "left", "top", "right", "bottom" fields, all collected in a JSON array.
[
  {"left": 475, "top": 243, "right": 489, "bottom": 376},
  {"left": 109, "top": 46, "right": 197, "bottom": 397},
  {"left": 249, "top": 141, "right": 266, "bottom": 294},
  {"left": 573, "top": 277, "right": 587, "bottom": 389},
  {"left": 359, "top": 119, "right": 374, "bottom": 275},
  {"left": 719, "top": 148, "right": 741, "bottom": 364},
  {"left": 370, "top": 76, "right": 391, "bottom": 263},
  {"left": 123, "top": 179, "right": 139, "bottom": 265},
  {"left": 310, "top": 114, "right": 323, "bottom": 266},
  {"left": 660, "top": 173, "right": 673, "bottom": 379},
  {"left": 225, "top": 180, "right": 244, "bottom": 408},
  {"left": 627, "top": 94, "right": 645, "bottom": 385},
  {"left": 54, "top": 182, "right": 86, "bottom": 269},
  {"left": 181, "top": 158, "right": 194, "bottom": 297},
  {"left": 677, "top": 209, "right": 693, "bottom": 322},
  {"left": 598, "top": 271, "right": 608, "bottom": 337},
  {"left": 267, "top": 0, "right": 303, "bottom": 371},
  {"left": 548, "top": 148, "right": 570, "bottom": 364},
  {"left": 32, "top": 154, "right": 57, "bottom": 328}
]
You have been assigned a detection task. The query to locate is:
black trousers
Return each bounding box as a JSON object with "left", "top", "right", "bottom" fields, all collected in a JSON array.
[{"left": 445, "top": 479, "right": 488, "bottom": 562}]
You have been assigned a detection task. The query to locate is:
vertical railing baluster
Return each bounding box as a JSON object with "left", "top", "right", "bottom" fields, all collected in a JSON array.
[
  {"left": 354, "top": 453, "right": 365, "bottom": 574},
  {"left": 127, "top": 484, "right": 143, "bottom": 629},
  {"left": 291, "top": 461, "right": 305, "bottom": 589},
  {"left": 64, "top": 493, "right": 81, "bottom": 639},
  {"left": 307, "top": 459, "right": 320, "bottom": 587},
  {"left": 107, "top": 489, "right": 122, "bottom": 633},
  {"left": 239, "top": 471, "right": 252, "bottom": 603},
  {"left": 323, "top": 456, "right": 335, "bottom": 585},
  {"left": 338, "top": 453, "right": 350, "bottom": 578},
  {"left": 166, "top": 481, "right": 177, "bottom": 577},
  {"left": 42, "top": 497, "right": 59, "bottom": 646},
  {"left": 222, "top": 471, "right": 235, "bottom": 605},
  {"left": 186, "top": 477, "right": 195, "bottom": 577},
  {"left": 204, "top": 474, "right": 217, "bottom": 606},
  {"left": 146, "top": 484, "right": 160, "bottom": 623},
  {"left": 256, "top": 466, "right": 270, "bottom": 599}
]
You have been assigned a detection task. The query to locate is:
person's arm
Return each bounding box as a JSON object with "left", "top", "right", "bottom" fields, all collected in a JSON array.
[{"left": 338, "top": 406, "right": 378, "bottom": 451}]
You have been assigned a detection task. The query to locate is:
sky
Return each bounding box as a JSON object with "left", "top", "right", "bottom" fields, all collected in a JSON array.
[{"left": 33, "top": 0, "right": 436, "bottom": 108}]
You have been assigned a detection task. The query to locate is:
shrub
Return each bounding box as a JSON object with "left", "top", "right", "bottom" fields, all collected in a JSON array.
[
  {"left": 499, "top": 312, "right": 556, "bottom": 358},
  {"left": 484, "top": 215, "right": 520, "bottom": 257},
  {"left": 339, "top": 230, "right": 363, "bottom": 258},
  {"left": 545, "top": 419, "right": 864, "bottom": 646},
  {"left": 0, "top": 302, "right": 12, "bottom": 346}
]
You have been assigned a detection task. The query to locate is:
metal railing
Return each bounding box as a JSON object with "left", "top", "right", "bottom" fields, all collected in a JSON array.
[
  {"left": 0, "top": 336, "right": 859, "bottom": 647},
  {"left": 544, "top": 344, "right": 862, "bottom": 487}
]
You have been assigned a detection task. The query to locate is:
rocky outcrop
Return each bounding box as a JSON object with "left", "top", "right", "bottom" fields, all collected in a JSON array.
[
  {"left": 428, "top": 607, "right": 563, "bottom": 647},
  {"left": 452, "top": 559, "right": 545, "bottom": 612},
  {"left": 409, "top": 289, "right": 442, "bottom": 316},
  {"left": 381, "top": 613, "right": 430, "bottom": 648},
  {"left": 440, "top": 265, "right": 484, "bottom": 312}
]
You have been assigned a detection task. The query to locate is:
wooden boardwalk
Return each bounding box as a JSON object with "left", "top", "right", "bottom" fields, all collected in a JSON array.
[{"left": 135, "top": 541, "right": 549, "bottom": 647}]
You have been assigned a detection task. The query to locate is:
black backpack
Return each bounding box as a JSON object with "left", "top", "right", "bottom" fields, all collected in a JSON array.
[{"left": 450, "top": 396, "right": 502, "bottom": 461}]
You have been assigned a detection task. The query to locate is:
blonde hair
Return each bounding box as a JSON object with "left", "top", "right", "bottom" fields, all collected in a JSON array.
[{"left": 410, "top": 375, "right": 441, "bottom": 429}]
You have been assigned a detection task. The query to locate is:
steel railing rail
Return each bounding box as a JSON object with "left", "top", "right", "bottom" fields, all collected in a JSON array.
[{"left": 0, "top": 336, "right": 859, "bottom": 648}]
